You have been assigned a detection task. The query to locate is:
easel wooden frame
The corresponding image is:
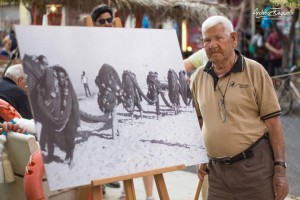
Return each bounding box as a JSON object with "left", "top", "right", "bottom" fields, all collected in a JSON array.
[
  {"left": 194, "top": 179, "right": 203, "bottom": 200},
  {"left": 90, "top": 164, "right": 185, "bottom": 200}
]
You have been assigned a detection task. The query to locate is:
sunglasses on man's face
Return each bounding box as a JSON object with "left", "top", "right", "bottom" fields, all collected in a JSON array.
[{"left": 98, "top": 18, "right": 113, "bottom": 25}]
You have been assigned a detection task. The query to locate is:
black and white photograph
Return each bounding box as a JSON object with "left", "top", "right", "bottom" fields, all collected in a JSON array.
[{"left": 15, "top": 25, "right": 208, "bottom": 191}]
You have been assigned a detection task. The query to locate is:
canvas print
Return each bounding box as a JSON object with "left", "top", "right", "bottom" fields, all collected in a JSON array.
[{"left": 15, "top": 25, "right": 208, "bottom": 191}]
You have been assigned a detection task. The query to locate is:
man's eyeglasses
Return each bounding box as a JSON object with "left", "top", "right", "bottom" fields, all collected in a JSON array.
[{"left": 98, "top": 18, "right": 113, "bottom": 25}]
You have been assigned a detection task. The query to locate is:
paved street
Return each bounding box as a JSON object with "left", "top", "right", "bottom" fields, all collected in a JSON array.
[{"left": 281, "top": 102, "right": 300, "bottom": 197}]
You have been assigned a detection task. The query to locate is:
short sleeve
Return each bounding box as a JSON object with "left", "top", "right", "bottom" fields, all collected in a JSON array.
[
  {"left": 188, "top": 49, "right": 207, "bottom": 69},
  {"left": 254, "top": 65, "right": 281, "bottom": 120}
]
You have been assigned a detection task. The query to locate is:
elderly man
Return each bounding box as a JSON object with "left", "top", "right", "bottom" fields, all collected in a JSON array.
[
  {"left": 0, "top": 64, "right": 32, "bottom": 123},
  {"left": 190, "top": 16, "right": 288, "bottom": 200}
]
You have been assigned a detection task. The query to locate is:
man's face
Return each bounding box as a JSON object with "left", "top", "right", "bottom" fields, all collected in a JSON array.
[
  {"left": 203, "top": 24, "right": 237, "bottom": 64},
  {"left": 95, "top": 12, "right": 113, "bottom": 27}
]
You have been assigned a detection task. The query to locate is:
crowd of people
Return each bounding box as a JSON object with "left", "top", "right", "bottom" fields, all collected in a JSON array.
[{"left": 248, "top": 26, "right": 285, "bottom": 77}]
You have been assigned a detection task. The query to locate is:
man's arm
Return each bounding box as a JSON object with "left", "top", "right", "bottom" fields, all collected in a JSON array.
[
  {"left": 183, "top": 59, "right": 195, "bottom": 74},
  {"left": 198, "top": 118, "right": 203, "bottom": 129},
  {"left": 196, "top": 117, "right": 207, "bottom": 181},
  {"left": 190, "top": 74, "right": 207, "bottom": 180},
  {"left": 265, "top": 42, "right": 283, "bottom": 56},
  {"left": 264, "top": 116, "right": 289, "bottom": 200}
]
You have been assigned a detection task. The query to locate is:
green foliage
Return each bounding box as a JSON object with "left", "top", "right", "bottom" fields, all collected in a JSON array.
[
  {"left": 270, "top": 0, "right": 300, "bottom": 8},
  {"left": 1, "top": 0, "right": 47, "bottom": 14},
  {"left": 287, "top": 0, "right": 300, "bottom": 6},
  {"left": 0, "top": 0, "right": 19, "bottom": 5}
]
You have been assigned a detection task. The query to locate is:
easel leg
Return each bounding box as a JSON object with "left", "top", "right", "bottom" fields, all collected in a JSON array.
[
  {"left": 92, "top": 185, "right": 103, "bottom": 200},
  {"left": 202, "top": 176, "right": 208, "bottom": 200},
  {"left": 123, "top": 179, "right": 136, "bottom": 200},
  {"left": 76, "top": 186, "right": 90, "bottom": 200},
  {"left": 154, "top": 174, "right": 170, "bottom": 200},
  {"left": 194, "top": 179, "right": 203, "bottom": 200}
]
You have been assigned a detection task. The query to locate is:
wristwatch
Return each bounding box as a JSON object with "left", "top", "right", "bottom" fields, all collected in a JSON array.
[{"left": 274, "top": 161, "right": 288, "bottom": 168}]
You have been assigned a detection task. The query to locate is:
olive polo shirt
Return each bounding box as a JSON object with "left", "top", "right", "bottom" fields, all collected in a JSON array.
[{"left": 190, "top": 51, "right": 281, "bottom": 158}]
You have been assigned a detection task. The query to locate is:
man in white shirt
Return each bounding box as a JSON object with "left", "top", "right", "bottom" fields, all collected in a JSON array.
[{"left": 81, "top": 71, "right": 92, "bottom": 97}]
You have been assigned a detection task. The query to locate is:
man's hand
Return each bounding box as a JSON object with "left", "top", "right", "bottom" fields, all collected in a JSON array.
[
  {"left": 197, "top": 163, "right": 208, "bottom": 181},
  {"left": 273, "top": 166, "right": 289, "bottom": 200},
  {"left": 274, "top": 49, "right": 283, "bottom": 56}
]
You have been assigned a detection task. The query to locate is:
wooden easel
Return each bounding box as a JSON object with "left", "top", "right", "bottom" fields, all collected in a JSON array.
[
  {"left": 90, "top": 164, "right": 185, "bottom": 200},
  {"left": 194, "top": 179, "right": 204, "bottom": 200}
]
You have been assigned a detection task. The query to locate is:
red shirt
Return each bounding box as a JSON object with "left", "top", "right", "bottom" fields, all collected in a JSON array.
[{"left": 266, "top": 31, "right": 282, "bottom": 60}]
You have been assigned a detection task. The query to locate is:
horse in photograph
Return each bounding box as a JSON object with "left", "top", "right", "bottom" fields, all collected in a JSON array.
[
  {"left": 95, "top": 63, "right": 123, "bottom": 139},
  {"left": 122, "top": 70, "right": 143, "bottom": 121},
  {"left": 178, "top": 70, "right": 192, "bottom": 106},
  {"left": 168, "top": 69, "right": 181, "bottom": 114},
  {"left": 23, "top": 55, "right": 80, "bottom": 165}
]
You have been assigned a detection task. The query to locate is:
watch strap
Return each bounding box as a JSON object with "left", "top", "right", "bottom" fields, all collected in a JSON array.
[{"left": 274, "top": 161, "right": 287, "bottom": 168}]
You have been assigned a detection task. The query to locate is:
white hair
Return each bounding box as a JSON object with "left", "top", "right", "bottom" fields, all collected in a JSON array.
[
  {"left": 202, "top": 15, "right": 234, "bottom": 37},
  {"left": 5, "top": 64, "right": 25, "bottom": 81}
]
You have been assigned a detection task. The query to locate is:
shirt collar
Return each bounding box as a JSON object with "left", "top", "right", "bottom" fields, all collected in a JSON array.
[
  {"left": 203, "top": 49, "right": 243, "bottom": 89},
  {"left": 3, "top": 77, "right": 17, "bottom": 85},
  {"left": 204, "top": 49, "right": 243, "bottom": 74}
]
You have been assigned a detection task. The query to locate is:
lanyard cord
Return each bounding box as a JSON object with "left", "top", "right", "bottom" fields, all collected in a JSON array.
[
  {"left": 215, "top": 52, "right": 237, "bottom": 100},
  {"left": 216, "top": 74, "right": 231, "bottom": 101}
]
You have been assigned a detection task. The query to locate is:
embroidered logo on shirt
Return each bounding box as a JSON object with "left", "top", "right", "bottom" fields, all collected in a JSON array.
[{"left": 229, "top": 81, "right": 249, "bottom": 88}]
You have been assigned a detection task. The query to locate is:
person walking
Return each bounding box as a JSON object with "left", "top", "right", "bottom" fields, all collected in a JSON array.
[
  {"left": 81, "top": 71, "right": 92, "bottom": 97},
  {"left": 190, "top": 15, "right": 288, "bottom": 200}
]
